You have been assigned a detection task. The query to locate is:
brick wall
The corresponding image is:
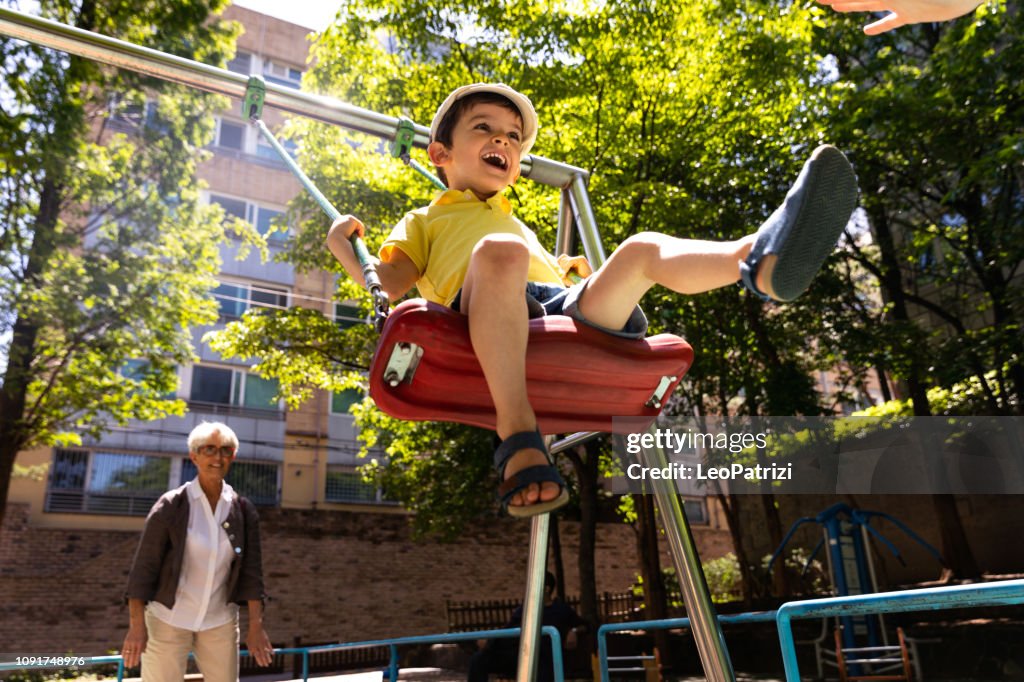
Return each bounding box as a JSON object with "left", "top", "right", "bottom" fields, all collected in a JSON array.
[{"left": 0, "top": 503, "right": 730, "bottom": 654}]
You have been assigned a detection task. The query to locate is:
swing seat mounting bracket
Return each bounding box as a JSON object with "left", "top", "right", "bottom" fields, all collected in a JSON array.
[
  {"left": 383, "top": 341, "right": 424, "bottom": 387},
  {"left": 645, "top": 375, "right": 677, "bottom": 409}
]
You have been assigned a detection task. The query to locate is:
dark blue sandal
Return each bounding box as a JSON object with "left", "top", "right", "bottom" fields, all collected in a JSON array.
[
  {"left": 495, "top": 430, "right": 569, "bottom": 518},
  {"left": 740, "top": 144, "right": 858, "bottom": 302}
]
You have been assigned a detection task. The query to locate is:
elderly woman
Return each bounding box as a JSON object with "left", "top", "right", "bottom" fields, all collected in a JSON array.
[{"left": 121, "top": 421, "right": 273, "bottom": 681}]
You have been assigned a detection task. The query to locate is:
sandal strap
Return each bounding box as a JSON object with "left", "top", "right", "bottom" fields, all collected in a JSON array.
[
  {"left": 498, "top": 464, "right": 566, "bottom": 502},
  {"left": 493, "top": 429, "right": 547, "bottom": 472},
  {"left": 739, "top": 260, "right": 770, "bottom": 301}
]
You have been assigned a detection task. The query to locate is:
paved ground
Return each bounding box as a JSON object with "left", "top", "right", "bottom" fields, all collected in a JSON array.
[
  {"left": 25, "top": 666, "right": 1017, "bottom": 681},
  {"left": 114, "top": 668, "right": 790, "bottom": 682}
]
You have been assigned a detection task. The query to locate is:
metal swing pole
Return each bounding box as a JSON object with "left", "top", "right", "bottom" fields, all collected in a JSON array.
[{"left": 518, "top": 512, "right": 552, "bottom": 682}]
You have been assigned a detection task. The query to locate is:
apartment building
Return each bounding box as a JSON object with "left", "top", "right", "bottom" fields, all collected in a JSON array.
[{"left": 9, "top": 5, "right": 390, "bottom": 531}]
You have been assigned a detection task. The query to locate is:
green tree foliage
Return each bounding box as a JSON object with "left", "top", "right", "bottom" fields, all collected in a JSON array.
[
  {"left": 813, "top": 1, "right": 1022, "bottom": 577},
  {"left": 819, "top": 1, "right": 1023, "bottom": 415},
  {"left": 0, "top": 0, "right": 250, "bottom": 528}
]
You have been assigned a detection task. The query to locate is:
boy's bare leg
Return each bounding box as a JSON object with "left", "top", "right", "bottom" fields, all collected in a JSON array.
[
  {"left": 460, "top": 235, "right": 561, "bottom": 507},
  {"left": 577, "top": 232, "right": 775, "bottom": 332}
]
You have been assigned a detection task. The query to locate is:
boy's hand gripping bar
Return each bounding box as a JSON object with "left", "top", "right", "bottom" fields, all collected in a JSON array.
[{"left": 243, "top": 76, "right": 390, "bottom": 330}]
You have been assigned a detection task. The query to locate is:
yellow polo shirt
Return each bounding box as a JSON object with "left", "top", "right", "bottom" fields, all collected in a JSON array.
[{"left": 380, "top": 189, "right": 565, "bottom": 306}]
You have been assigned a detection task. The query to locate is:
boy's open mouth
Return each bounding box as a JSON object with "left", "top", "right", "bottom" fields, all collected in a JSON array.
[{"left": 482, "top": 152, "right": 508, "bottom": 170}]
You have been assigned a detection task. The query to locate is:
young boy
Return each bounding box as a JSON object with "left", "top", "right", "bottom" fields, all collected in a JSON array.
[{"left": 326, "top": 83, "right": 858, "bottom": 518}]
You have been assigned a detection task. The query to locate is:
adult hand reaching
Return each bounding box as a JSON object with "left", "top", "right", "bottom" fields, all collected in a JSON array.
[{"left": 816, "top": 0, "right": 985, "bottom": 34}]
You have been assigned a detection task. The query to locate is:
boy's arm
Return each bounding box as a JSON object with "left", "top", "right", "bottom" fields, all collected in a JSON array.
[{"left": 326, "top": 215, "right": 420, "bottom": 301}]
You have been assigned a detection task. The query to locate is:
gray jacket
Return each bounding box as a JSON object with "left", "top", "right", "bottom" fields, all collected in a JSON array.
[{"left": 125, "top": 482, "right": 266, "bottom": 608}]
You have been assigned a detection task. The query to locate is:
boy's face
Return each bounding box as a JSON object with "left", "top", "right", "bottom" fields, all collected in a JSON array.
[{"left": 428, "top": 101, "right": 524, "bottom": 198}]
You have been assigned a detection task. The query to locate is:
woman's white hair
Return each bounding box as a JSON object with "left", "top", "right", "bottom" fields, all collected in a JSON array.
[{"left": 187, "top": 421, "right": 239, "bottom": 453}]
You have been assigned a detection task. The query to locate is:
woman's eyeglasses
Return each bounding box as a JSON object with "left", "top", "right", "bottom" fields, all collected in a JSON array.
[{"left": 195, "top": 444, "right": 236, "bottom": 458}]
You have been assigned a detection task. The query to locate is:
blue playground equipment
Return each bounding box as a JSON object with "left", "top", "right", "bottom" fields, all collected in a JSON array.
[{"left": 768, "top": 503, "right": 944, "bottom": 677}]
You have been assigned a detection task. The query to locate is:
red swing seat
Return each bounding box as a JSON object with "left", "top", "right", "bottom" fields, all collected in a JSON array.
[{"left": 368, "top": 299, "right": 694, "bottom": 435}]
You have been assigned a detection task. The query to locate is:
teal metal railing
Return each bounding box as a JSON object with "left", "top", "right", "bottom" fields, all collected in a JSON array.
[
  {"left": 775, "top": 578, "right": 1024, "bottom": 682},
  {"left": 597, "top": 611, "right": 776, "bottom": 682},
  {"left": 0, "top": 626, "right": 563, "bottom": 682}
]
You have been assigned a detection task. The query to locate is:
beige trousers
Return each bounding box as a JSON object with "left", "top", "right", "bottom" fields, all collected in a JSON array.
[{"left": 142, "top": 610, "right": 239, "bottom": 682}]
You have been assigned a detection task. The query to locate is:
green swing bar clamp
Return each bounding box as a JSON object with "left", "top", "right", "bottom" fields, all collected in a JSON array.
[
  {"left": 390, "top": 116, "right": 447, "bottom": 191},
  {"left": 242, "top": 75, "right": 266, "bottom": 120},
  {"left": 240, "top": 75, "right": 390, "bottom": 330}
]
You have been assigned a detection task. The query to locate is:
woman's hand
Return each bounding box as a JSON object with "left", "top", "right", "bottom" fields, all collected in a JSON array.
[
  {"left": 121, "top": 624, "right": 147, "bottom": 669},
  {"left": 247, "top": 624, "right": 274, "bottom": 667}
]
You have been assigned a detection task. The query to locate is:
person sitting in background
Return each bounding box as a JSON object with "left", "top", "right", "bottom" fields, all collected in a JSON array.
[{"left": 468, "top": 571, "right": 586, "bottom": 682}]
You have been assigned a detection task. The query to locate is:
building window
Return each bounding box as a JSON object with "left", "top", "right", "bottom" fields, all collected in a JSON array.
[
  {"left": 255, "top": 136, "right": 298, "bottom": 162},
  {"left": 331, "top": 388, "right": 363, "bottom": 415},
  {"left": 683, "top": 498, "right": 708, "bottom": 525},
  {"left": 120, "top": 359, "right": 178, "bottom": 399},
  {"left": 213, "top": 281, "right": 289, "bottom": 320},
  {"left": 335, "top": 302, "right": 365, "bottom": 329},
  {"left": 45, "top": 449, "right": 281, "bottom": 515},
  {"left": 180, "top": 459, "right": 279, "bottom": 506},
  {"left": 227, "top": 50, "right": 252, "bottom": 75},
  {"left": 215, "top": 118, "right": 245, "bottom": 151},
  {"left": 208, "top": 194, "right": 289, "bottom": 244},
  {"left": 325, "top": 469, "right": 388, "bottom": 504},
  {"left": 209, "top": 194, "right": 247, "bottom": 221},
  {"left": 190, "top": 365, "right": 233, "bottom": 405},
  {"left": 45, "top": 449, "right": 170, "bottom": 516},
  {"left": 121, "top": 359, "right": 149, "bottom": 381},
  {"left": 189, "top": 365, "right": 281, "bottom": 412},
  {"left": 252, "top": 205, "right": 285, "bottom": 242},
  {"left": 262, "top": 59, "right": 303, "bottom": 89}
]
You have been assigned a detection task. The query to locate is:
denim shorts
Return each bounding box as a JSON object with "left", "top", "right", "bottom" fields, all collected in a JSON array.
[{"left": 449, "top": 279, "right": 648, "bottom": 340}]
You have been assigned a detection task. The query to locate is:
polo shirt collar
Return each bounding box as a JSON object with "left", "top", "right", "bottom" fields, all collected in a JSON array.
[{"left": 431, "top": 188, "right": 512, "bottom": 215}]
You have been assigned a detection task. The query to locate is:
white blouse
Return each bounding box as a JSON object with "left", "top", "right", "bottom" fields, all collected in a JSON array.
[{"left": 148, "top": 478, "right": 239, "bottom": 631}]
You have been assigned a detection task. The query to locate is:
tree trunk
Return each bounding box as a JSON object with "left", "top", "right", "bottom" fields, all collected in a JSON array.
[
  {"left": 636, "top": 491, "right": 673, "bottom": 673},
  {"left": 0, "top": 175, "right": 64, "bottom": 531},
  {"left": 871, "top": 206, "right": 981, "bottom": 579},
  {"left": 566, "top": 441, "right": 601, "bottom": 632},
  {"left": 0, "top": 0, "right": 97, "bottom": 528},
  {"left": 930, "top": 494, "right": 979, "bottom": 580},
  {"left": 715, "top": 490, "right": 754, "bottom": 605},
  {"left": 757, "top": 476, "right": 790, "bottom": 596},
  {"left": 550, "top": 514, "right": 566, "bottom": 601}
]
